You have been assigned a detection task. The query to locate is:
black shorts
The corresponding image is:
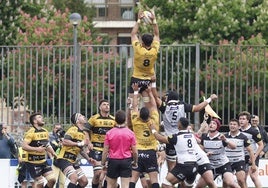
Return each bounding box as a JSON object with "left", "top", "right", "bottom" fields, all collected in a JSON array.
[
  {"left": 53, "top": 158, "right": 80, "bottom": 172},
  {"left": 129, "top": 77, "right": 151, "bottom": 94},
  {"left": 171, "top": 162, "right": 198, "bottom": 184},
  {"left": 213, "top": 163, "right": 233, "bottom": 179},
  {"left": 245, "top": 155, "right": 260, "bottom": 167},
  {"left": 106, "top": 158, "right": 132, "bottom": 179},
  {"left": 25, "top": 161, "right": 53, "bottom": 179},
  {"left": 89, "top": 150, "right": 103, "bottom": 161},
  {"left": 197, "top": 163, "right": 213, "bottom": 175},
  {"left": 230, "top": 161, "right": 246, "bottom": 172},
  {"left": 134, "top": 149, "right": 158, "bottom": 173}
]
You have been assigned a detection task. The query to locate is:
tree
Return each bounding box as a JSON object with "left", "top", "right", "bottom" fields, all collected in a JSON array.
[
  {"left": 143, "top": 0, "right": 268, "bottom": 44},
  {"left": 0, "top": 6, "right": 118, "bottom": 122},
  {"left": 200, "top": 34, "right": 268, "bottom": 123},
  {"left": 0, "top": 0, "right": 23, "bottom": 45}
]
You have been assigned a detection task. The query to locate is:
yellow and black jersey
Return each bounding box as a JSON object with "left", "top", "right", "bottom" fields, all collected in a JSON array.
[
  {"left": 88, "top": 114, "right": 115, "bottom": 151},
  {"left": 131, "top": 109, "right": 159, "bottom": 150},
  {"left": 23, "top": 127, "right": 50, "bottom": 164},
  {"left": 132, "top": 40, "right": 160, "bottom": 80},
  {"left": 18, "top": 147, "right": 28, "bottom": 162},
  {"left": 57, "top": 125, "right": 85, "bottom": 163}
]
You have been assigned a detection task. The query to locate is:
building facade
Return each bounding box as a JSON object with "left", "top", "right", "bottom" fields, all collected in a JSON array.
[{"left": 85, "top": 0, "right": 137, "bottom": 45}]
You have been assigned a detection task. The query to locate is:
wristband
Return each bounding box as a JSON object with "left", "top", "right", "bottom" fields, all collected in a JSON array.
[
  {"left": 152, "top": 19, "right": 157, "bottom": 24},
  {"left": 151, "top": 82, "right": 156, "bottom": 88},
  {"left": 152, "top": 129, "right": 157, "bottom": 134},
  {"left": 137, "top": 19, "right": 141, "bottom": 24},
  {"left": 205, "top": 98, "right": 212, "bottom": 104},
  {"left": 134, "top": 91, "right": 139, "bottom": 95},
  {"left": 77, "top": 141, "right": 84, "bottom": 147}
]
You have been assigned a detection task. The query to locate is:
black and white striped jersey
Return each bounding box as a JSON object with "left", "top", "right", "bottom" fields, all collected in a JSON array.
[
  {"left": 240, "top": 124, "right": 262, "bottom": 155},
  {"left": 201, "top": 132, "right": 229, "bottom": 168},
  {"left": 225, "top": 131, "right": 250, "bottom": 163}
]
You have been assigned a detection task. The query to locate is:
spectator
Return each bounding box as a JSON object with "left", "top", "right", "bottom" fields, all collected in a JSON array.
[
  {"left": 0, "top": 123, "right": 17, "bottom": 159},
  {"left": 251, "top": 115, "right": 268, "bottom": 158}
]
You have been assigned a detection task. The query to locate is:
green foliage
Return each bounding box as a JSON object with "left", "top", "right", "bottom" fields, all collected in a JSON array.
[
  {"left": 0, "top": 0, "right": 23, "bottom": 45},
  {"left": 143, "top": 0, "right": 268, "bottom": 44},
  {"left": 200, "top": 34, "right": 268, "bottom": 122}
]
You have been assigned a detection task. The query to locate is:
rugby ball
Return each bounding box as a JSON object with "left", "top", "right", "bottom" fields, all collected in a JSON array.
[{"left": 142, "top": 11, "right": 153, "bottom": 25}]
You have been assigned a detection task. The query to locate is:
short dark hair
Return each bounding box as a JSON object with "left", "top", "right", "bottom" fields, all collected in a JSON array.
[
  {"left": 71, "top": 113, "right": 79, "bottom": 124},
  {"left": 115, "top": 110, "right": 126, "bottom": 124},
  {"left": 142, "top": 33, "right": 153, "bottom": 47},
  {"left": 179, "top": 117, "right": 189, "bottom": 128},
  {"left": 167, "top": 91, "right": 179, "bottom": 102},
  {"left": 99, "top": 99, "right": 109, "bottom": 107},
  {"left": 140, "top": 107, "right": 150, "bottom": 121},
  {"left": 238, "top": 111, "right": 251, "bottom": 120},
  {"left": 29, "top": 112, "right": 42, "bottom": 125},
  {"left": 229, "top": 118, "right": 239, "bottom": 125}
]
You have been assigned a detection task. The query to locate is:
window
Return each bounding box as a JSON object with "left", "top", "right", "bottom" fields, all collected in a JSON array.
[
  {"left": 85, "top": 0, "right": 107, "bottom": 18},
  {"left": 121, "top": 7, "right": 134, "bottom": 20}
]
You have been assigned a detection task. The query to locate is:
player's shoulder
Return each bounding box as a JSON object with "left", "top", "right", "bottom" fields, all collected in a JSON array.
[{"left": 107, "top": 114, "right": 115, "bottom": 120}]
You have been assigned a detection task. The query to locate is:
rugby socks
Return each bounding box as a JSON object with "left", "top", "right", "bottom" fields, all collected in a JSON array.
[
  {"left": 67, "top": 183, "right": 77, "bottom": 188},
  {"left": 103, "top": 179, "right": 107, "bottom": 188},
  {"left": 92, "top": 183, "right": 99, "bottom": 188},
  {"left": 152, "top": 183, "right": 160, "bottom": 188},
  {"left": 129, "top": 182, "right": 136, "bottom": 188}
]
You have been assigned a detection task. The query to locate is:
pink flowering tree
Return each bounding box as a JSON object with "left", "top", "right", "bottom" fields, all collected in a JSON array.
[
  {"left": 200, "top": 34, "right": 268, "bottom": 124},
  {"left": 1, "top": 8, "right": 122, "bottom": 121}
]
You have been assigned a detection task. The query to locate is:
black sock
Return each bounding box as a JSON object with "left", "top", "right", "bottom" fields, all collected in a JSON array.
[
  {"left": 152, "top": 183, "right": 160, "bottom": 188},
  {"left": 67, "top": 182, "right": 77, "bottom": 188},
  {"left": 129, "top": 182, "right": 136, "bottom": 188},
  {"left": 102, "top": 179, "right": 107, "bottom": 188},
  {"left": 92, "top": 183, "right": 99, "bottom": 188}
]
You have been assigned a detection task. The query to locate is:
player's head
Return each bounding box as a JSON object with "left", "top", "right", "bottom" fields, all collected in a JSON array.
[
  {"left": 140, "top": 107, "right": 150, "bottom": 122},
  {"left": 238, "top": 111, "right": 251, "bottom": 128},
  {"left": 141, "top": 33, "right": 153, "bottom": 47},
  {"left": 178, "top": 117, "right": 189, "bottom": 129},
  {"left": 115, "top": 110, "right": 126, "bottom": 125},
  {"left": 29, "top": 112, "right": 44, "bottom": 126},
  {"left": 71, "top": 113, "right": 79, "bottom": 124},
  {"left": 99, "top": 99, "right": 110, "bottom": 113},
  {"left": 229, "top": 118, "right": 240, "bottom": 132},
  {"left": 210, "top": 118, "right": 221, "bottom": 131},
  {"left": 71, "top": 113, "right": 87, "bottom": 125},
  {"left": 167, "top": 91, "right": 179, "bottom": 102}
]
